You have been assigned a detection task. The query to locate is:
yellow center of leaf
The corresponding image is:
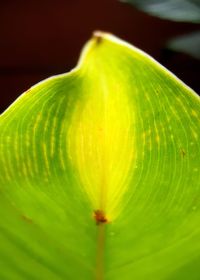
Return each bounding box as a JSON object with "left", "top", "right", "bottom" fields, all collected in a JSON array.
[{"left": 68, "top": 57, "right": 135, "bottom": 220}]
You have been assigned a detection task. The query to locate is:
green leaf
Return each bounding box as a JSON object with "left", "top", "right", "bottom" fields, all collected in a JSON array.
[
  {"left": 121, "top": 0, "right": 200, "bottom": 23},
  {"left": 0, "top": 31, "right": 200, "bottom": 280},
  {"left": 167, "top": 31, "right": 200, "bottom": 60}
]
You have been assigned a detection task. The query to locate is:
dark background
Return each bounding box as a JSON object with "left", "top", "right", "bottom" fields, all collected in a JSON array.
[{"left": 0, "top": 0, "right": 200, "bottom": 113}]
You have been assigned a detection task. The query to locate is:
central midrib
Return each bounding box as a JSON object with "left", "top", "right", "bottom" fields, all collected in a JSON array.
[
  {"left": 95, "top": 72, "right": 109, "bottom": 280},
  {"left": 95, "top": 223, "right": 106, "bottom": 280},
  {"left": 67, "top": 54, "right": 135, "bottom": 280}
]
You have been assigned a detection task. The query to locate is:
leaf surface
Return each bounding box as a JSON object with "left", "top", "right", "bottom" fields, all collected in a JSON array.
[
  {"left": 121, "top": 0, "right": 200, "bottom": 22},
  {"left": 167, "top": 31, "right": 200, "bottom": 60},
  {"left": 0, "top": 32, "right": 200, "bottom": 280}
]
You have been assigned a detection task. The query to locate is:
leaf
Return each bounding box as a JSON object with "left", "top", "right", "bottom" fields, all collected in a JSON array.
[
  {"left": 0, "top": 31, "right": 200, "bottom": 280},
  {"left": 166, "top": 31, "right": 200, "bottom": 60},
  {"left": 120, "top": 0, "right": 200, "bottom": 23}
]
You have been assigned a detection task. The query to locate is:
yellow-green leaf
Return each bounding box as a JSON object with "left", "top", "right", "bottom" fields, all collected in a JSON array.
[{"left": 0, "top": 32, "right": 200, "bottom": 280}]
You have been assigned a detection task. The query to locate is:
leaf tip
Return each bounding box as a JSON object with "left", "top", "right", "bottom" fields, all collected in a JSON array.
[{"left": 92, "top": 30, "right": 110, "bottom": 44}]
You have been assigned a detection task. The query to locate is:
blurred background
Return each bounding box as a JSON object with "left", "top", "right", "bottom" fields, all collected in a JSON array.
[{"left": 0, "top": 0, "right": 200, "bottom": 113}]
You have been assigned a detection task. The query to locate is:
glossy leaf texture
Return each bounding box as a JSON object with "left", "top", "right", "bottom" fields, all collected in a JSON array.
[
  {"left": 0, "top": 32, "right": 200, "bottom": 280},
  {"left": 121, "top": 0, "right": 200, "bottom": 23}
]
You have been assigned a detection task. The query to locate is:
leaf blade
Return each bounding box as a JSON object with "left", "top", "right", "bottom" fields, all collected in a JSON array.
[
  {"left": 0, "top": 32, "right": 200, "bottom": 280},
  {"left": 121, "top": 0, "right": 200, "bottom": 23}
]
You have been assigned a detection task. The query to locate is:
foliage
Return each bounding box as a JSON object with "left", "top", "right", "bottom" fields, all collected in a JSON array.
[
  {"left": 0, "top": 32, "right": 200, "bottom": 280},
  {"left": 167, "top": 31, "right": 200, "bottom": 60},
  {"left": 121, "top": 0, "right": 200, "bottom": 23}
]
